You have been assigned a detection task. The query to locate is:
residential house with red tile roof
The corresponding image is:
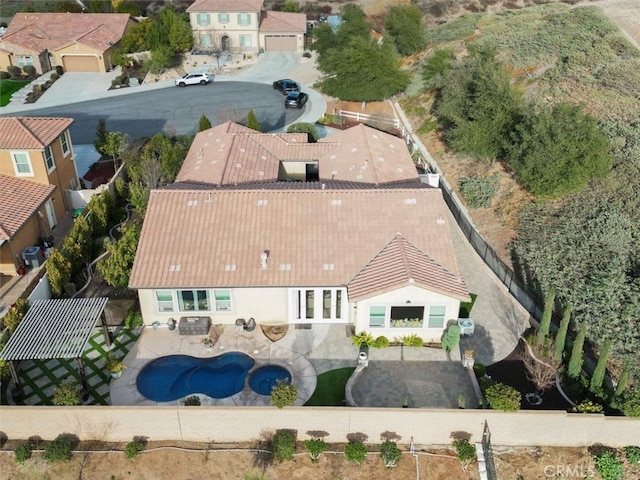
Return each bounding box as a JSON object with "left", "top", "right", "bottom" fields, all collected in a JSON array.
[
  {"left": 186, "top": 0, "right": 306, "bottom": 53},
  {"left": 0, "top": 117, "right": 80, "bottom": 275},
  {"left": 0, "top": 13, "right": 135, "bottom": 74},
  {"left": 129, "top": 123, "right": 470, "bottom": 342}
]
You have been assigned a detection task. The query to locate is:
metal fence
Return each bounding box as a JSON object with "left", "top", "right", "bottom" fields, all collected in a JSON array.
[{"left": 482, "top": 420, "right": 498, "bottom": 480}]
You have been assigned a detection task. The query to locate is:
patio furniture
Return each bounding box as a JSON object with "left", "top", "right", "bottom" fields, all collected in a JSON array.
[{"left": 458, "top": 318, "right": 475, "bottom": 336}]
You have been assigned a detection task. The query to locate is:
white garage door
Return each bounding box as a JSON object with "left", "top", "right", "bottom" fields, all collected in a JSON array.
[
  {"left": 62, "top": 55, "right": 100, "bottom": 72},
  {"left": 264, "top": 35, "right": 297, "bottom": 52}
]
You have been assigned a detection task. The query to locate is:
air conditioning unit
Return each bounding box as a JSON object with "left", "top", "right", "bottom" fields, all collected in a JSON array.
[{"left": 22, "top": 246, "right": 44, "bottom": 268}]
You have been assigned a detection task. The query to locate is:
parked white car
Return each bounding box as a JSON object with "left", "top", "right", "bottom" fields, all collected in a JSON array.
[{"left": 175, "top": 72, "right": 212, "bottom": 87}]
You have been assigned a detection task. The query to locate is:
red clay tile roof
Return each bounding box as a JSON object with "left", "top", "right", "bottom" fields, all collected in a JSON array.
[
  {"left": 1, "top": 13, "right": 131, "bottom": 53},
  {"left": 129, "top": 187, "right": 466, "bottom": 299},
  {"left": 187, "top": 0, "right": 264, "bottom": 12},
  {"left": 0, "top": 117, "right": 73, "bottom": 149},
  {"left": 348, "top": 234, "right": 470, "bottom": 301},
  {"left": 260, "top": 11, "right": 307, "bottom": 33},
  {"left": 0, "top": 175, "right": 55, "bottom": 240},
  {"left": 177, "top": 122, "right": 420, "bottom": 186}
]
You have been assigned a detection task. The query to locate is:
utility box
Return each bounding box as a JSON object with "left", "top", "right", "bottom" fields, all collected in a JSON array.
[{"left": 22, "top": 246, "right": 44, "bottom": 268}]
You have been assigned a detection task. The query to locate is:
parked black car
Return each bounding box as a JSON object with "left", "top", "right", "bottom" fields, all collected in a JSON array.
[
  {"left": 273, "top": 79, "right": 300, "bottom": 95},
  {"left": 285, "top": 91, "right": 308, "bottom": 109}
]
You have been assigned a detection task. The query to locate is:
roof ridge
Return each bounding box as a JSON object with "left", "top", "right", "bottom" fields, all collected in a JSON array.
[
  {"left": 396, "top": 234, "right": 413, "bottom": 281},
  {"left": 16, "top": 118, "right": 46, "bottom": 148},
  {"left": 359, "top": 124, "right": 381, "bottom": 185}
]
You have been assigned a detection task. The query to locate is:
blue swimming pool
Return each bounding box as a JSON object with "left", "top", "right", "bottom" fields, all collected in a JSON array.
[
  {"left": 136, "top": 353, "right": 292, "bottom": 402},
  {"left": 249, "top": 365, "right": 292, "bottom": 396}
]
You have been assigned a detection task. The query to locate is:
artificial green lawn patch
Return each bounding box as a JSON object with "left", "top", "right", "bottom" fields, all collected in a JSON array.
[
  {"left": 459, "top": 293, "right": 478, "bottom": 318},
  {"left": 304, "top": 367, "right": 355, "bottom": 406},
  {"left": 0, "top": 79, "right": 30, "bottom": 106}
]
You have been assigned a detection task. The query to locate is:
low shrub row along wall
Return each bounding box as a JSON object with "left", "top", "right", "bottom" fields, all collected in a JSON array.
[{"left": 0, "top": 406, "right": 638, "bottom": 447}]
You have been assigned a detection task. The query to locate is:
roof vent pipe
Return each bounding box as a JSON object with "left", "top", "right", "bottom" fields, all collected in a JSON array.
[{"left": 260, "top": 251, "right": 269, "bottom": 269}]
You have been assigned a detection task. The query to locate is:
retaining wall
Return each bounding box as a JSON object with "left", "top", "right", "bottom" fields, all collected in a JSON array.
[{"left": 0, "top": 406, "right": 637, "bottom": 447}]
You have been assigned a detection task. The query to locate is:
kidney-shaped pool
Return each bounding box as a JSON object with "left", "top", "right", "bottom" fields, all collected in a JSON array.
[{"left": 136, "top": 353, "right": 291, "bottom": 402}]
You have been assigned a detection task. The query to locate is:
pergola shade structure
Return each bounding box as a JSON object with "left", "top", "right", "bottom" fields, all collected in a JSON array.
[{"left": 0, "top": 297, "right": 110, "bottom": 400}]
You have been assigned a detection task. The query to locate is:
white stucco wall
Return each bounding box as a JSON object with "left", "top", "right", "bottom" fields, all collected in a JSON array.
[
  {"left": 354, "top": 285, "right": 461, "bottom": 343},
  {"left": 190, "top": 11, "right": 260, "bottom": 53}
]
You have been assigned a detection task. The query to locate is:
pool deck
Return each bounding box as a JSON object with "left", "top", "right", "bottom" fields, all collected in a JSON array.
[{"left": 110, "top": 323, "right": 317, "bottom": 406}]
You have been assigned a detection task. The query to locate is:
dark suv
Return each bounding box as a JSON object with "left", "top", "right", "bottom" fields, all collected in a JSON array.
[
  {"left": 285, "top": 91, "right": 308, "bottom": 109},
  {"left": 273, "top": 79, "right": 300, "bottom": 95}
]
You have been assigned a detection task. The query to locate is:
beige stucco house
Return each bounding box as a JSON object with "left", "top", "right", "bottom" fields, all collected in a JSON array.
[
  {"left": 0, "top": 13, "right": 135, "bottom": 74},
  {"left": 186, "top": 0, "right": 306, "bottom": 53},
  {"left": 0, "top": 117, "right": 80, "bottom": 275},
  {"left": 129, "top": 122, "right": 470, "bottom": 343}
]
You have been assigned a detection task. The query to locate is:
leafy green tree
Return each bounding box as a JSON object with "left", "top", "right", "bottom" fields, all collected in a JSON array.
[
  {"left": 94, "top": 118, "right": 108, "bottom": 154},
  {"left": 90, "top": 0, "right": 112, "bottom": 13},
  {"left": 538, "top": 288, "right": 556, "bottom": 343},
  {"left": 273, "top": 430, "right": 296, "bottom": 462},
  {"left": 56, "top": 0, "right": 83, "bottom": 12},
  {"left": 149, "top": 6, "right": 193, "bottom": 53},
  {"left": 44, "top": 436, "right": 73, "bottom": 462},
  {"left": 102, "top": 131, "right": 127, "bottom": 169},
  {"left": 553, "top": 304, "right": 572, "bottom": 363},
  {"left": 121, "top": 18, "right": 154, "bottom": 52},
  {"left": 310, "top": 22, "right": 336, "bottom": 58},
  {"left": 282, "top": 0, "right": 299, "bottom": 12},
  {"left": 344, "top": 441, "right": 368, "bottom": 464},
  {"left": 441, "top": 324, "right": 461, "bottom": 353},
  {"left": 619, "top": 388, "right": 640, "bottom": 417},
  {"left": 452, "top": 438, "right": 476, "bottom": 471},
  {"left": 62, "top": 216, "right": 94, "bottom": 276},
  {"left": 98, "top": 224, "right": 140, "bottom": 287},
  {"left": 568, "top": 323, "right": 587, "bottom": 379},
  {"left": 149, "top": 45, "right": 174, "bottom": 73},
  {"left": 270, "top": 379, "right": 298, "bottom": 408},
  {"left": 286, "top": 122, "right": 320, "bottom": 142},
  {"left": 385, "top": 4, "right": 426, "bottom": 56},
  {"left": 303, "top": 438, "right": 326, "bottom": 463},
  {"left": 506, "top": 103, "right": 612, "bottom": 197},
  {"left": 87, "top": 190, "right": 115, "bottom": 238},
  {"left": 380, "top": 440, "right": 402, "bottom": 468},
  {"left": 46, "top": 248, "right": 73, "bottom": 297},
  {"left": 422, "top": 48, "right": 455, "bottom": 91},
  {"left": 590, "top": 338, "right": 611, "bottom": 393},
  {"left": 246, "top": 109, "right": 261, "bottom": 132},
  {"left": 321, "top": 37, "right": 410, "bottom": 101},
  {"left": 198, "top": 114, "right": 212, "bottom": 131},
  {"left": 114, "top": 0, "right": 141, "bottom": 16},
  {"left": 485, "top": 382, "right": 520, "bottom": 411},
  {"left": 614, "top": 363, "right": 629, "bottom": 397},
  {"left": 337, "top": 5, "right": 371, "bottom": 45},
  {"left": 2, "top": 298, "right": 29, "bottom": 334}
]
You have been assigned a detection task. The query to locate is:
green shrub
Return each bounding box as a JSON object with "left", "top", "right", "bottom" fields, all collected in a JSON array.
[
  {"left": 124, "top": 440, "right": 145, "bottom": 460},
  {"left": 619, "top": 387, "right": 640, "bottom": 417},
  {"left": 351, "top": 331, "right": 375, "bottom": 348},
  {"left": 485, "top": 382, "right": 521, "bottom": 411},
  {"left": 270, "top": 379, "right": 298, "bottom": 408},
  {"left": 304, "top": 438, "right": 326, "bottom": 463},
  {"left": 14, "top": 443, "right": 32, "bottom": 464},
  {"left": 182, "top": 395, "right": 201, "bottom": 406},
  {"left": 372, "top": 336, "right": 390, "bottom": 348},
  {"left": 452, "top": 438, "right": 476, "bottom": 471},
  {"left": 441, "top": 324, "right": 461, "bottom": 353},
  {"left": 273, "top": 430, "right": 296, "bottom": 462},
  {"left": 50, "top": 72, "right": 59, "bottom": 81},
  {"left": 23, "top": 65, "right": 36, "bottom": 77},
  {"left": 422, "top": 48, "right": 456, "bottom": 91},
  {"left": 459, "top": 175, "right": 499, "bottom": 209},
  {"left": 53, "top": 379, "right": 80, "bottom": 406},
  {"left": 593, "top": 450, "right": 623, "bottom": 480},
  {"left": 44, "top": 436, "right": 73, "bottom": 463},
  {"left": 7, "top": 65, "right": 21, "bottom": 78},
  {"left": 424, "top": 13, "right": 481, "bottom": 44},
  {"left": 624, "top": 446, "right": 640, "bottom": 464},
  {"left": 124, "top": 309, "right": 143, "bottom": 329},
  {"left": 0, "top": 71, "right": 10, "bottom": 79},
  {"left": 32, "top": 84, "right": 43, "bottom": 94},
  {"left": 56, "top": 65, "right": 64, "bottom": 75},
  {"left": 400, "top": 333, "right": 423, "bottom": 347},
  {"left": 473, "top": 363, "right": 487, "bottom": 378},
  {"left": 2, "top": 298, "right": 29, "bottom": 333},
  {"left": 344, "top": 441, "right": 368, "bottom": 464},
  {"left": 570, "top": 399, "right": 603, "bottom": 414},
  {"left": 380, "top": 440, "right": 402, "bottom": 468},
  {"left": 286, "top": 122, "right": 320, "bottom": 142}
]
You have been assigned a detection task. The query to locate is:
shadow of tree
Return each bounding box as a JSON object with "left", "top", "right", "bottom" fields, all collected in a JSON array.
[
  {"left": 347, "top": 432, "right": 368, "bottom": 443},
  {"left": 450, "top": 431, "right": 472, "bottom": 442},
  {"left": 252, "top": 430, "right": 274, "bottom": 472},
  {"left": 306, "top": 430, "right": 329, "bottom": 439},
  {"left": 380, "top": 431, "right": 402, "bottom": 442}
]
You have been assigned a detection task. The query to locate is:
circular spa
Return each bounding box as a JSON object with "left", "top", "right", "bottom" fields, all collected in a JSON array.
[{"left": 136, "top": 353, "right": 292, "bottom": 402}]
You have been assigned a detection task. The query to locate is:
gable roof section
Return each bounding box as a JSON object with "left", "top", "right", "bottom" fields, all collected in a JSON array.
[
  {"left": 260, "top": 11, "right": 307, "bottom": 33},
  {"left": 176, "top": 122, "right": 420, "bottom": 187},
  {"left": 187, "top": 0, "right": 264, "bottom": 12},
  {"left": 0, "top": 117, "right": 73, "bottom": 150},
  {"left": 1, "top": 13, "right": 131, "bottom": 54},
  {"left": 0, "top": 175, "right": 55, "bottom": 240},
  {"left": 348, "top": 234, "right": 470, "bottom": 301},
  {"left": 129, "top": 187, "right": 465, "bottom": 300}
]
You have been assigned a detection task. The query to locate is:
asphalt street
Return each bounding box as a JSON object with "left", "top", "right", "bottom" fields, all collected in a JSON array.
[{"left": 6, "top": 81, "right": 305, "bottom": 144}]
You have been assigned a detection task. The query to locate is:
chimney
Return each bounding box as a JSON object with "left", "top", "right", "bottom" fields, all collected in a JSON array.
[{"left": 260, "top": 251, "right": 269, "bottom": 269}]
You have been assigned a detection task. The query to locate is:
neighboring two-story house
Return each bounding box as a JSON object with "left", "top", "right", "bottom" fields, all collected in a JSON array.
[
  {"left": 0, "top": 13, "right": 135, "bottom": 74},
  {"left": 129, "top": 122, "right": 470, "bottom": 342},
  {"left": 186, "top": 0, "right": 306, "bottom": 53},
  {"left": 0, "top": 117, "right": 80, "bottom": 275}
]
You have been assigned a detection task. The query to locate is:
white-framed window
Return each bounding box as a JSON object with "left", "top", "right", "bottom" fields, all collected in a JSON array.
[
  {"left": 199, "top": 34, "right": 212, "bottom": 47},
  {"left": 239, "top": 35, "right": 251, "bottom": 47},
  {"left": 156, "top": 290, "right": 175, "bottom": 312},
  {"left": 237, "top": 13, "right": 251, "bottom": 26},
  {"left": 369, "top": 306, "right": 385, "bottom": 328},
  {"left": 16, "top": 56, "right": 33, "bottom": 67},
  {"left": 290, "top": 288, "right": 346, "bottom": 322},
  {"left": 44, "top": 146, "right": 55, "bottom": 172},
  {"left": 178, "top": 289, "right": 210, "bottom": 312},
  {"left": 427, "top": 306, "right": 446, "bottom": 328},
  {"left": 214, "top": 289, "right": 232, "bottom": 312},
  {"left": 218, "top": 13, "right": 229, "bottom": 23},
  {"left": 11, "top": 151, "right": 32, "bottom": 176},
  {"left": 59, "top": 131, "right": 69, "bottom": 155},
  {"left": 196, "top": 13, "right": 210, "bottom": 25}
]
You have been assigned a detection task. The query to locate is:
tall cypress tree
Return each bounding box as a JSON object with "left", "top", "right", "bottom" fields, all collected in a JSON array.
[
  {"left": 538, "top": 288, "right": 556, "bottom": 343},
  {"left": 568, "top": 322, "right": 586, "bottom": 379},
  {"left": 590, "top": 338, "right": 611, "bottom": 393},
  {"left": 553, "top": 304, "right": 572, "bottom": 363},
  {"left": 246, "top": 109, "right": 261, "bottom": 132},
  {"left": 198, "top": 114, "right": 212, "bottom": 131},
  {"left": 614, "top": 362, "right": 630, "bottom": 397}
]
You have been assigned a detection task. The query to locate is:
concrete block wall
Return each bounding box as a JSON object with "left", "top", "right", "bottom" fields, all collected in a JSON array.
[{"left": 0, "top": 406, "right": 639, "bottom": 447}]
